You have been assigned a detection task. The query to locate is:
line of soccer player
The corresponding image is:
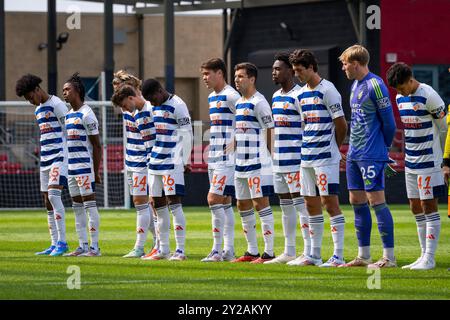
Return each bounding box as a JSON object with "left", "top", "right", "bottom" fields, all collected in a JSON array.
[{"left": 15, "top": 44, "right": 446, "bottom": 269}]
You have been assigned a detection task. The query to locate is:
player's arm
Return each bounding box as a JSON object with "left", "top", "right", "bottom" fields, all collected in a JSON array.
[
  {"left": 255, "top": 100, "right": 275, "bottom": 154},
  {"left": 176, "top": 103, "right": 193, "bottom": 172},
  {"left": 324, "top": 87, "right": 347, "bottom": 148},
  {"left": 371, "top": 79, "right": 396, "bottom": 147},
  {"left": 85, "top": 112, "right": 102, "bottom": 184},
  {"left": 54, "top": 100, "right": 69, "bottom": 129}
]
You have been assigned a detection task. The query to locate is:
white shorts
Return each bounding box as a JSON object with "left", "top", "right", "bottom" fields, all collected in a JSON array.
[
  {"left": 274, "top": 171, "right": 302, "bottom": 194},
  {"left": 406, "top": 171, "right": 445, "bottom": 200},
  {"left": 149, "top": 172, "right": 185, "bottom": 197},
  {"left": 235, "top": 172, "right": 274, "bottom": 200},
  {"left": 127, "top": 170, "right": 149, "bottom": 196},
  {"left": 208, "top": 167, "right": 235, "bottom": 197},
  {"left": 40, "top": 162, "right": 68, "bottom": 192},
  {"left": 68, "top": 173, "right": 95, "bottom": 197},
  {"left": 300, "top": 164, "right": 340, "bottom": 197}
]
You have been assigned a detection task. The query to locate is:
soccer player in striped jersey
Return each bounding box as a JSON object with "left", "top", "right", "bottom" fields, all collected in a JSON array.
[
  {"left": 289, "top": 50, "right": 348, "bottom": 267},
  {"left": 387, "top": 62, "right": 446, "bottom": 270},
  {"left": 339, "top": 45, "right": 397, "bottom": 268},
  {"left": 141, "top": 79, "right": 193, "bottom": 261},
  {"left": 231, "top": 62, "right": 276, "bottom": 264},
  {"left": 264, "top": 53, "right": 311, "bottom": 265},
  {"left": 63, "top": 73, "right": 102, "bottom": 257},
  {"left": 112, "top": 71, "right": 157, "bottom": 258},
  {"left": 200, "top": 58, "right": 240, "bottom": 262},
  {"left": 15, "top": 74, "right": 69, "bottom": 256}
]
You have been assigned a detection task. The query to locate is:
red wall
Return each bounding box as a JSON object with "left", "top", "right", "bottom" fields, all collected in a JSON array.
[{"left": 380, "top": 0, "right": 450, "bottom": 149}]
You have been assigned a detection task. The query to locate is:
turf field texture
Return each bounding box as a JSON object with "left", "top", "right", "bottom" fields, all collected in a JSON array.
[{"left": 0, "top": 205, "right": 448, "bottom": 300}]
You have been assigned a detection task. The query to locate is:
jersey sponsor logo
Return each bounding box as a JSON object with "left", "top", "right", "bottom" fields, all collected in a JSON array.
[
  {"left": 87, "top": 122, "right": 97, "bottom": 132},
  {"left": 376, "top": 97, "right": 390, "bottom": 109},
  {"left": 261, "top": 115, "right": 273, "bottom": 125},
  {"left": 329, "top": 103, "right": 342, "bottom": 114},
  {"left": 178, "top": 117, "right": 191, "bottom": 126},
  {"left": 358, "top": 91, "right": 363, "bottom": 100}
]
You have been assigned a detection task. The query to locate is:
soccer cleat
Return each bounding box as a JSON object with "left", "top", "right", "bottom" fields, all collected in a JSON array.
[
  {"left": 123, "top": 247, "right": 145, "bottom": 258},
  {"left": 402, "top": 255, "right": 424, "bottom": 269},
  {"left": 250, "top": 252, "right": 275, "bottom": 264},
  {"left": 231, "top": 251, "right": 260, "bottom": 263},
  {"left": 319, "top": 255, "right": 345, "bottom": 267},
  {"left": 143, "top": 250, "right": 170, "bottom": 260},
  {"left": 410, "top": 257, "right": 435, "bottom": 270},
  {"left": 64, "top": 246, "right": 89, "bottom": 257},
  {"left": 287, "top": 254, "right": 308, "bottom": 266},
  {"left": 201, "top": 250, "right": 223, "bottom": 262},
  {"left": 49, "top": 241, "right": 69, "bottom": 256},
  {"left": 264, "top": 253, "right": 295, "bottom": 264},
  {"left": 367, "top": 257, "right": 397, "bottom": 269},
  {"left": 339, "top": 256, "right": 372, "bottom": 267},
  {"left": 80, "top": 247, "right": 101, "bottom": 257},
  {"left": 293, "top": 255, "right": 322, "bottom": 266},
  {"left": 141, "top": 247, "right": 158, "bottom": 259},
  {"left": 35, "top": 245, "right": 56, "bottom": 256},
  {"left": 222, "top": 250, "right": 235, "bottom": 262},
  {"left": 169, "top": 249, "right": 186, "bottom": 261}
]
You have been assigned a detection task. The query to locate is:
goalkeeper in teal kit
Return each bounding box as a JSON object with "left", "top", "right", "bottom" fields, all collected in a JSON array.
[{"left": 339, "top": 45, "right": 397, "bottom": 268}]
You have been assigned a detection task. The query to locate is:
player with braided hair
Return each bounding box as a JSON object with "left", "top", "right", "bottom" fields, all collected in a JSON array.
[{"left": 63, "top": 73, "right": 103, "bottom": 257}]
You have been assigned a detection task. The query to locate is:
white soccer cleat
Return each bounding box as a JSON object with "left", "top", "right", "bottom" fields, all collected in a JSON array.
[
  {"left": 142, "top": 250, "right": 170, "bottom": 260},
  {"left": 222, "top": 250, "right": 235, "bottom": 262},
  {"left": 410, "top": 257, "right": 435, "bottom": 270},
  {"left": 169, "top": 249, "right": 186, "bottom": 261},
  {"left": 287, "top": 254, "right": 308, "bottom": 266},
  {"left": 402, "top": 255, "right": 424, "bottom": 269},
  {"left": 201, "top": 250, "right": 223, "bottom": 262},
  {"left": 319, "top": 255, "right": 345, "bottom": 267},
  {"left": 263, "top": 253, "right": 295, "bottom": 264},
  {"left": 288, "top": 254, "right": 322, "bottom": 266}
]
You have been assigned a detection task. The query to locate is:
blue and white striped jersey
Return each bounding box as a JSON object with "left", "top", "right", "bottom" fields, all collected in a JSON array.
[
  {"left": 298, "top": 79, "right": 344, "bottom": 167},
  {"left": 235, "top": 91, "right": 274, "bottom": 178},
  {"left": 208, "top": 85, "right": 240, "bottom": 169},
  {"left": 396, "top": 83, "right": 446, "bottom": 174},
  {"left": 149, "top": 95, "right": 192, "bottom": 175},
  {"left": 35, "top": 95, "right": 68, "bottom": 171},
  {"left": 65, "top": 104, "right": 99, "bottom": 176},
  {"left": 272, "top": 84, "right": 303, "bottom": 173},
  {"left": 123, "top": 110, "right": 148, "bottom": 172},
  {"left": 134, "top": 101, "right": 156, "bottom": 167}
]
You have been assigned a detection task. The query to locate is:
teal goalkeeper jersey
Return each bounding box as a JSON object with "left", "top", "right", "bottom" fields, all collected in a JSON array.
[{"left": 347, "top": 72, "right": 396, "bottom": 162}]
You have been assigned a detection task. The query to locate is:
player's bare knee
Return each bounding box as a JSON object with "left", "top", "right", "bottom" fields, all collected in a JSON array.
[
  {"left": 236, "top": 200, "right": 252, "bottom": 212},
  {"left": 42, "top": 192, "right": 53, "bottom": 211},
  {"left": 409, "top": 199, "right": 423, "bottom": 214},
  {"left": 133, "top": 195, "right": 148, "bottom": 206},
  {"left": 166, "top": 195, "right": 181, "bottom": 207},
  {"left": 277, "top": 193, "right": 291, "bottom": 200},
  {"left": 349, "top": 190, "right": 367, "bottom": 205},
  {"left": 207, "top": 192, "right": 223, "bottom": 207},
  {"left": 366, "top": 190, "right": 385, "bottom": 207},
  {"left": 421, "top": 199, "right": 438, "bottom": 214},
  {"left": 253, "top": 197, "right": 269, "bottom": 212},
  {"left": 153, "top": 196, "right": 167, "bottom": 209}
]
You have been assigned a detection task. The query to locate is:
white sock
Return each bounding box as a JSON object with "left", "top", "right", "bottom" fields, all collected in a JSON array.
[
  {"left": 47, "top": 189, "right": 66, "bottom": 243},
  {"left": 258, "top": 206, "right": 274, "bottom": 256},
  {"left": 72, "top": 202, "right": 88, "bottom": 249},
  {"left": 309, "top": 214, "right": 324, "bottom": 259},
  {"left": 425, "top": 212, "right": 441, "bottom": 259},
  {"left": 293, "top": 196, "right": 310, "bottom": 256},
  {"left": 84, "top": 200, "right": 100, "bottom": 250},
  {"left": 135, "top": 203, "right": 151, "bottom": 249},
  {"left": 155, "top": 206, "right": 170, "bottom": 254},
  {"left": 209, "top": 204, "right": 224, "bottom": 252},
  {"left": 414, "top": 213, "right": 426, "bottom": 255},
  {"left": 152, "top": 213, "right": 159, "bottom": 250},
  {"left": 330, "top": 214, "right": 345, "bottom": 259},
  {"left": 223, "top": 203, "right": 235, "bottom": 253},
  {"left": 279, "top": 199, "right": 296, "bottom": 256},
  {"left": 239, "top": 208, "right": 258, "bottom": 255},
  {"left": 169, "top": 203, "right": 186, "bottom": 252},
  {"left": 47, "top": 210, "right": 58, "bottom": 246}
]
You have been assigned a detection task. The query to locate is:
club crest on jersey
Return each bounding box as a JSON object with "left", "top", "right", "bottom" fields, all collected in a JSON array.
[
  {"left": 163, "top": 111, "right": 170, "bottom": 119},
  {"left": 45, "top": 112, "right": 51, "bottom": 119},
  {"left": 283, "top": 102, "right": 289, "bottom": 110},
  {"left": 74, "top": 118, "right": 80, "bottom": 125},
  {"left": 243, "top": 108, "right": 250, "bottom": 116},
  {"left": 216, "top": 101, "right": 222, "bottom": 108},
  {"left": 143, "top": 117, "right": 148, "bottom": 124},
  {"left": 313, "top": 97, "right": 319, "bottom": 104},
  {"left": 413, "top": 103, "right": 420, "bottom": 111}
]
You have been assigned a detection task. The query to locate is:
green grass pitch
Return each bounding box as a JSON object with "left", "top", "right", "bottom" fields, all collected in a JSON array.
[{"left": 0, "top": 205, "right": 449, "bottom": 300}]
